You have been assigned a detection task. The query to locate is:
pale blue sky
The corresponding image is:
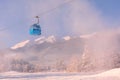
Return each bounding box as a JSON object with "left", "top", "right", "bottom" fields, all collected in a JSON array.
[
  {"left": 91, "top": 0, "right": 120, "bottom": 26},
  {"left": 0, "top": 0, "right": 120, "bottom": 49}
]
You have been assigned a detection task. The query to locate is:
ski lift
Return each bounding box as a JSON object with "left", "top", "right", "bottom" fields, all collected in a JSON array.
[
  {"left": 28, "top": 0, "right": 75, "bottom": 36},
  {"left": 29, "top": 16, "right": 41, "bottom": 35},
  {"left": 1, "top": 0, "right": 76, "bottom": 34}
]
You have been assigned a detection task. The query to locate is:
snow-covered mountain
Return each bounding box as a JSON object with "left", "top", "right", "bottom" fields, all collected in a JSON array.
[
  {"left": 9, "top": 36, "right": 85, "bottom": 66},
  {"left": 10, "top": 35, "right": 85, "bottom": 52},
  {"left": 10, "top": 34, "right": 95, "bottom": 50},
  {"left": 5, "top": 31, "right": 120, "bottom": 72}
]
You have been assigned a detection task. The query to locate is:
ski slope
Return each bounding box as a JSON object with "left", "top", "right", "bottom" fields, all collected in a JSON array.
[{"left": 0, "top": 68, "right": 120, "bottom": 80}]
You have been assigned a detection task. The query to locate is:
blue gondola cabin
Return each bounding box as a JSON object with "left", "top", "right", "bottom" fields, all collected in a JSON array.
[{"left": 29, "top": 23, "right": 41, "bottom": 35}]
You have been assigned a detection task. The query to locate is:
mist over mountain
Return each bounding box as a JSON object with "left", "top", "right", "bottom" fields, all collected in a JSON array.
[
  {"left": 1, "top": 30, "right": 120, "bottom": 72},
  {"left": 9, "top": 36, "right": 85, "bottom": 66}
]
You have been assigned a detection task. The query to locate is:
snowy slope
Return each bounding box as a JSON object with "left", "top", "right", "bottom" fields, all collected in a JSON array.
[
  {"left": 34, "top": 36, "right": 56, "bottom": 44},
  {"left": 9, "top": 36, "right": 85, "bottom": 66},
  {"left": 80, "top": 32, "right": 96, "bottom": 39},
  {"left": 10, "top": 33, "right": 95, "bottom": 50},
  {"left": 0, "top": 68, "right": 120, "bottom": 80},
  {"left": 11, "top": 40, "right": 30, "bottom": 49},
  {"left": 10, "top": 36, "right": 84, "bottom": 54}
]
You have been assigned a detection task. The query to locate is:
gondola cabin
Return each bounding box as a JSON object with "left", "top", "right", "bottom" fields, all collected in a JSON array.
[
  {"left": 29, "top": 16, "right": 41, "bottom": 36},
  {"left": 29, "top": 23, "right": 41, "bottom": 35}
]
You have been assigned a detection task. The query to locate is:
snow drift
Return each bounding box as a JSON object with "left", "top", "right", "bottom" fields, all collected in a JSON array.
[{"left": 0, "top": 68, "right": 120, "bottom": 80}]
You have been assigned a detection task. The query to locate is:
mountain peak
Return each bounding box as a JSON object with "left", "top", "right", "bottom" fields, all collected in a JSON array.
[
  {"left": 11, "top": 40, "right": 30, "bottom": 50},
  {"left": 34, "top": 36, "right": 56, "bottom": 44},
  {"left": 63, "top": 36, "right": 71, "bottom": 41},
  {"left": 46, "top": 35, "right": 56, "bottom": 43}
]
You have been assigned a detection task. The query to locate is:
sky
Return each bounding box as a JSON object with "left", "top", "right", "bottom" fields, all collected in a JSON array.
[{"left": 0, "top": 0, "right": 120, "bottom": 49}]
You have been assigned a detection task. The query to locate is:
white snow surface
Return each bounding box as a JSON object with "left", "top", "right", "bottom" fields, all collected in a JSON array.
[
  {"left": 35, "top": 36, "right": 46, "bottom": 42},
  {"left": 63, "top": 36, "right": 71, "bottom": 41},
  {"left": 46, "top": 36, "right": 56, "bottom": 43},
  {"left": 80, "top": 32, "right": 96, "bottom": 39},
  {"left": 34, "top": 36, "right": 46, "bottom": 44},
  {"left": 35, "top": 36, "right": 56, "bottom": 44},
  {"left": 11, "top": 40, "right": 30, "bottom": 49},
  {"left": 0, "top": 68, "right": 120, "bottom": 80}
]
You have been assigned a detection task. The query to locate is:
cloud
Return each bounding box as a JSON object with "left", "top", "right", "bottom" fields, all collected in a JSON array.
[{"left": 63, "top": 0, "right": 107, "bottom": 34}]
